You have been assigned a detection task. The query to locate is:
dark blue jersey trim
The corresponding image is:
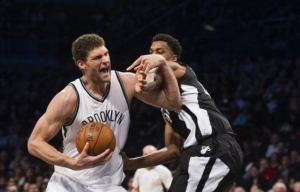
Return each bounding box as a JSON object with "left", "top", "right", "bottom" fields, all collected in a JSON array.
[
  {"left": 115, "top": 71, "right": 130, "bottom": 109},
  {"left": 64, "top": 83, "right": 79, "bottom": 126},
  {"left": 79, "top": 78, "right": 110, "bottom": 103}
]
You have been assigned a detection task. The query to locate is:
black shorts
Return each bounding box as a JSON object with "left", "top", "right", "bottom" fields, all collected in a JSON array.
[{"left": 170, "top": 134, "right": 243, "bottom": 192}]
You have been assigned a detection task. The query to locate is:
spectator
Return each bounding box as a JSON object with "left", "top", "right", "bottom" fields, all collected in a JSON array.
[
  {"left": 5, "top": 180, "right": 18, "bottom": 192},
  {"left": 127, "top": 176, "right": 134, "bottom": 192},
  {"left": 290, "top": 149, "right": 300, "bottom": 168},
  {"left": 241, "top": 164, "right": 269, "bottom": 191},
  {"left": 265, "top": 134, "right": 282, "bottom": 158},
  {"left": 234, "top": 186, "right": 246, "bottom": 192},
  {"left": 271, "top": 182, "right": 287, "bottom": 192},
  {"left": 28, "top": 183, "right": 39, "bottom": 192},
  {"left": 259, "top": 157, "right": 277, "bottom": 183},
  {"left": 131, "top": 145, "right": 173, "bottom": 192},
  {"left": 294, "top": 182, "right": 300, "bottom": 192},
  {"left": 0, "top": 176, "right": 6, "bottom": 192}
]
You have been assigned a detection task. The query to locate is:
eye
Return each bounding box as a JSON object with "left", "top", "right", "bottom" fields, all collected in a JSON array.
[{"left": 94, "top": 56, "right": 102, "bottom": 60}]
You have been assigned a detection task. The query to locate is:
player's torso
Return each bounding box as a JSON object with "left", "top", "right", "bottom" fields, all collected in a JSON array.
[
  {"left": 168, "top": 65, "right": 234, "bottom": 148},
  {"left": 55, "top": 70, "right": 129, "bottom": 186},
  {"left": 63, "top": 70, "right": 130, "bottom": 156}
]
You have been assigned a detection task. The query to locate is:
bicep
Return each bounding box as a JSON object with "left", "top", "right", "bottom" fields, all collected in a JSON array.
[
  {"left": 30, "top": 113, "right": 64, "bottom": 143},
  {"left": 164, "top": 122, "right": 183, "bottom": 149},
  {"left": 29, "top": 87, "right": 76, "bottom": 143}
]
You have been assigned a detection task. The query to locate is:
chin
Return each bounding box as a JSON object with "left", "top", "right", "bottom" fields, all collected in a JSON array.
[{"left": 102, "top": 76, "right": 111, "bottom": 82}]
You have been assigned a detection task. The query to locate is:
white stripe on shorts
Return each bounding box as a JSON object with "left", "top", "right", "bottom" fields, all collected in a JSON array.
[{"left": 186, "top": 157, "right": 230, "bottom": 192}]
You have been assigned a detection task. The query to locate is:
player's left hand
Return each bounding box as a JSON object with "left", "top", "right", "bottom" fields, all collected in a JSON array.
[{"left": 127, "top": 54, "right": 166, "bottom": 74}]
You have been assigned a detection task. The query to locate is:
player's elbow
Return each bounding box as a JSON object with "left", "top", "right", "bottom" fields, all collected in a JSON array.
[
  {"left": 167, "top": 96, "right": 182, "bottom": 111},
  {"left": 168, "top": 144, "right": 181, "bottom": 158},
  {"left": 27, "top": 138, "right": 40, "bottom": 157}
]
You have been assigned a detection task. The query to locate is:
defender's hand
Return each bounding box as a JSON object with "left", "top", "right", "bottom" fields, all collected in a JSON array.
[{"left": 127, "top": 54, "right": 166, "bottom": 74}]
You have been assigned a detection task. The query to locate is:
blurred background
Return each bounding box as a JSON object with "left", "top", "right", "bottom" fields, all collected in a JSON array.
[{"left": 1, "top": 0, "right": 300, "bottom": 191}]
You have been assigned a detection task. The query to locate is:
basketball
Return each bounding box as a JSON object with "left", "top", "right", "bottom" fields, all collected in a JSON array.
[{"left": 76, "top": 122, "right": 116, "bottom": 156}]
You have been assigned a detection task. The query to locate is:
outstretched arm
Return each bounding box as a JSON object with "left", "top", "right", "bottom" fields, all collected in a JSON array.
[
  {"left": 27, "top": 85, "right": 113, "bottom": 170},
  {"left": 128, "top": 54, "right": 182, "bottom": 111},
  {"left": 122, "top": 120, "right": 182, "bottom": 170}
]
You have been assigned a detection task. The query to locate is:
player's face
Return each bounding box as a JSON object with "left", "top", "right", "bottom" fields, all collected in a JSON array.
[
  {"left": 79, "top": 46, "right": 111, "bottom": 83},
  {"left": 150, "top": 41, "right": 177, "bottom": 61}
]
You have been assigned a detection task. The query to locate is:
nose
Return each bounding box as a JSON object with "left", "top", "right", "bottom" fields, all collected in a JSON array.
[{"left": 101, "top": 55, "right": 110, "bottom": 64}]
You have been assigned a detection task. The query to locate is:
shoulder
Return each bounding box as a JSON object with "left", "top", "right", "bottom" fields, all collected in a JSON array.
[
  {"left": 154, "top": 166, "right": 173, "bottom": 178},
  {"left": 54, "top": 85, "right": 78, "bottom": 104},
  {"left": 116, "top": 71, "right": 136, "bottom": 99},
  {"left": 156, "top": 165, "right": 172, "bottom": 173},
  {"left": 49, "top": 85, "right": 78, "bottom": 115},
  {"left": 169, "top": 62, "right": 186, "bottom": 78},
  {"left": 42, "top": 84, "right": 78, "bottom": 124},
  {"left": 135, "top": 168, "right": 146, "bottom": 175},
  {"left": 117, "top": 71, "right": 135, "bottom": 82}
]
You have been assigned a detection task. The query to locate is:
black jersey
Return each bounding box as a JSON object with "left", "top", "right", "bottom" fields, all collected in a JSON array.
[{"left": 162, "top": 63, "right": 234, "bottom": 149}]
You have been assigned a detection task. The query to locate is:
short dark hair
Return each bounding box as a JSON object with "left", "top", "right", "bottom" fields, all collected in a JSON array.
[
  {"left": 72, "top": 34, "right": 105, "bottom": 64},
  {"left": 152, "top": 33, "right": 182, "bottom": 59}
]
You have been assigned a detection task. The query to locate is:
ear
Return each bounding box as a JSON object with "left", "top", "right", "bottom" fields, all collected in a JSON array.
[
  {"left": 77, "top": 60, "right": 86, "bottom": 70},
  {"left": 172, "top": 55, "right": 178, "bottom": 61}
]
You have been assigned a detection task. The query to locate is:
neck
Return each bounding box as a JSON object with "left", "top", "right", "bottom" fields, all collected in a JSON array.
[{"left": 81, "top": 76, "right": 108, "bottom": 99}]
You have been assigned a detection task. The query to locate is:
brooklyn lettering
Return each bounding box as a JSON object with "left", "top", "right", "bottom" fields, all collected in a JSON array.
[{"left": 82, "top": 110, "right": 125, "bottom": 125}]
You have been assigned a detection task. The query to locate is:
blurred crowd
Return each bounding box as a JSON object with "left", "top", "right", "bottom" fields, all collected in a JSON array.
[{"left": 1, "top": 0, "right": 300, "bottom": 191}]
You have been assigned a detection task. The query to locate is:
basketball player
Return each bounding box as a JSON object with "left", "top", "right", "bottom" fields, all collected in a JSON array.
[
  {"left": 27, "top": 34, "right": 182, "bottom": 192},
  {"left": 122, "top": 34, "right": 243, "bottom": 192}
]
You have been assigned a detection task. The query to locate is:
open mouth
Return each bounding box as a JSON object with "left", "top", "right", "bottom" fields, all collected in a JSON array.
[{"left": 100, "top": 68, "right": 109, "bottom": 74}]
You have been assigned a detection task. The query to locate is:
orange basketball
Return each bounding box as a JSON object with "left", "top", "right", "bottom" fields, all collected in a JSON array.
[{"left": 76, "top": 122, "right": 116, "bottom": 156}]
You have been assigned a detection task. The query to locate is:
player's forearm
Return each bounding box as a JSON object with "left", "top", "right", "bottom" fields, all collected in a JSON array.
[
  {"left": 123, "top": 145, "right": 180, "bottom": 170},
  {"left": 28, "top": 139, "right": 75, "bottom": 169},
  {"left": 158, "top": 61, "right": 182, "bottom": 111}
]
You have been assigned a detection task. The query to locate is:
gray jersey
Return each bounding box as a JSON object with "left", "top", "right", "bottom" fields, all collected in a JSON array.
[{"left": 54, "top": 70, "right": 130, "bottom": 188}]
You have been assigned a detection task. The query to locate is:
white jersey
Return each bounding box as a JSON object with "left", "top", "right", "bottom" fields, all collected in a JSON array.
[{"left": 54, "top": 70, "right": 130, "bottom": 188}]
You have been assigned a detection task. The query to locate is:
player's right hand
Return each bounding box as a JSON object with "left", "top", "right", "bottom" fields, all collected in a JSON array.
[
  {"left": 73, "top": 142, "right": 114, "bottom": 170},
  {"left": 134, "top": 64, "right": 147, "bottom": 93}
]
